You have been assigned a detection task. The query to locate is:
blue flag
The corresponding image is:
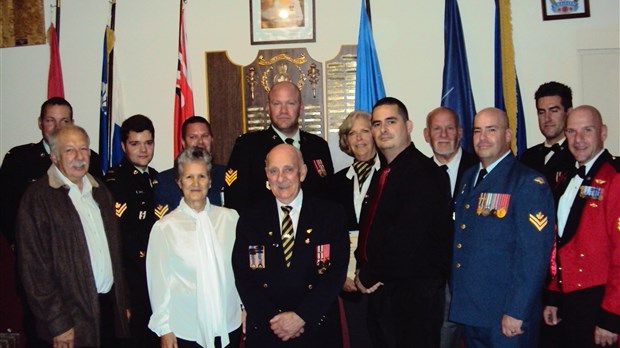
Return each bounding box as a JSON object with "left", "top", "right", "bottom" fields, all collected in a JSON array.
[
  {"left": 99, "top": 27, "right": 123, "bottom": 171},
  {"left": 441, "top": 0, "right": 476, "bottom": 153},
  {"left": 355, "top": 0, "right": 385, "bottom": 113},
  {"left": 494, "top": 0, "right": 527, "bottom": 156}
]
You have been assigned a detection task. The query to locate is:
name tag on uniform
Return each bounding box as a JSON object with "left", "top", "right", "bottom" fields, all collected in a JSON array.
[{"left": 249, "top": 245, "right": 265, "bottom": 269}]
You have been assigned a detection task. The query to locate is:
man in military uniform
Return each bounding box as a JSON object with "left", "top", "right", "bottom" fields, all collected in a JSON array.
[
  {"left": 232, "top": 144, "right": 348, "bottom": 347},
  {"left": 449, "top": 107, "right": 555, "bottom": 347},
  {"left": 153, "top": 116, "right": 225, "bottom": 219},
  {"left": 224, "top": 81, "right": 333, "bottom": 214},
  {"left": 543, "top": 105, "right": 619, "bottom": 347},
  {"left": 423, "top": 106, "right": 478, "bottom": 348},
  {"left": 104, "top": 114, "right": 159, "bottom": 347},
  {"left": 520, "top": 81, "right": 575, "bottom": 191},
  {"left": 0, "top": 97, "right": 102, "bottom": 247}
]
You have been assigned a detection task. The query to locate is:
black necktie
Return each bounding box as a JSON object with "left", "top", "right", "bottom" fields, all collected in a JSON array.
[
  {"left": 474, "top": 168, "right": 487, "bottom": 188},
  {"left": 285, "top": 138, "right": 294, "bottom": 145},
  {"left": 440, "top": 164, "right": 452, "bottom": 198},
  {"left": 575, "top": 165, "right": 586, "bottom": 179}
]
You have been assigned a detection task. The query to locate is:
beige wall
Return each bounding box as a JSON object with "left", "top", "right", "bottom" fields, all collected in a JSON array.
[{"left": 1, "top": 0, "right": 618, "bottom": 170}]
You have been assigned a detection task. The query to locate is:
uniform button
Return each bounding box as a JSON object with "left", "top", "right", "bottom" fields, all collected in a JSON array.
[
  {"left": 558, "top": 267, "right": 562, "bottom": 270},
  {"left": 455, "top": 263, "right": 461, "bottom": 268},
  {"left": 578, "top": 268, "right": 583, "bottom": 272},
  {"left": 262, "top": 283, "right": 268, "bottom": 288},
  {"left": 460, "top": 224, "right": 466, "bottom": 230},
  {"left": 579, "top": 253, "right": 585, "bottom": 258},
  {"left": 558, "top": 280, "right": 563, "bottom": 284},
  {"left": 139, "top": 251, "right": 146, "bottom": 258},
  {"left": 464, "top": 204, "right": 470, "bottom": 209},
  {"left": 456, "top": 243, "right": 462, "bottom": 249},
  {"left": 308, "top": 284, "right": 313, "bottom": 290},
  {"left": 577, "top": 283, "right": 581, "bottom": 287}
]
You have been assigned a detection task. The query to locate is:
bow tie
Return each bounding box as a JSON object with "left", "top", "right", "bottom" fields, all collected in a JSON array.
[
  {"left": 542, "top": 143, "right": 562, "bottom": 156},
  {"left": 571, "top": 165, "right": 587, "bottom": 179}
]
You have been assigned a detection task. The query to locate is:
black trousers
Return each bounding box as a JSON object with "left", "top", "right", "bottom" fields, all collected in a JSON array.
[
  {"left": 367, "top": 277, "right": 445, "bottom": 348},
  {"left": 552, "top": 286, "right": 607, "bottom": 348}
]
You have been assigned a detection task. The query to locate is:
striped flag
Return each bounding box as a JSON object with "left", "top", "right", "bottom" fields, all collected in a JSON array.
[
  {"left": 47, "top": 23, "right": 64, "bottom": 98},
  {"left": 173, "top": 0, "right": 194, "bottom": 157},
  {"left": 354, "top": 0, "right": 385, "bottom": 113},
  {"left": 441, "top": 0, "right": 476, "bottom": 153},
  {"left": 494, "top": 0, "right": 526, "bottom": 156},
  {"left": 99, "top": 26, "right": 125, "bottom": 171}
]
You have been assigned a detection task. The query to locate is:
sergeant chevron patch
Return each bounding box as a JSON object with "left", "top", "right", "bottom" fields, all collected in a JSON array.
[
  {"left": 154, "top": 204, "right": 168, "bottom": 219},
  {"left": 225, "top": 169, "right": 238, "bottom": 186},
  {"left": 115, "top": 202, "right": 127, "bottom": 218},
  {"left": 528, "top": 212, "right": 548, "bottom": 232}
]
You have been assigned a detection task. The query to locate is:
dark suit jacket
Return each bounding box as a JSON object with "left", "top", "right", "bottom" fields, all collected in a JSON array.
[
  {"left": 449, "top": 154, "right": 555, "bottom": 328},
  {"left": 519, "top": 140, "right": 574, "bottom": 192},
  {"left": 0, "top": 140, "right": 102, "bottom": 245},
  {"left": 357, "top": 143, "right": 453, "bottom": 287},
  {"left": 327, "top": 164, "right": 378, "bottom": 232},
  {"left": 224, "top": 127, "right": 333, "bottom": 214},
  {"left": 453, "top": 150, "right": 479, "bottom": 198},
  {"left": 232, "top": 195, "right": 349, "bottom": 348}
]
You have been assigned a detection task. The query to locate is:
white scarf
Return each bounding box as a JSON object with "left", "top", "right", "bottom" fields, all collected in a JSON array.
[{"left": 179, "top": 198, "right": 230, "bottom": 348}]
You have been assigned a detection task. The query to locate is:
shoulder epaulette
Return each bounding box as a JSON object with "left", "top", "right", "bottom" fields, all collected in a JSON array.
[{"left": 609, "top": 155, "right": 620, "bottom": 172}]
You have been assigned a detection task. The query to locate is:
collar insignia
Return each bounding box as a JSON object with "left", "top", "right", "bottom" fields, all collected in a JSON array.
[{"left": 533, "top": 177, "right": 545, "bottom": 185}]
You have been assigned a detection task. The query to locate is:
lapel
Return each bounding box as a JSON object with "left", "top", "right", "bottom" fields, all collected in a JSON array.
[
  {"left": 292, "top": 195, "right": 315, "bottom": 269},
  {"left": 455, "top": 151, "right": 478, "bottom": 198},
  {"left": 558, "top": 150, "right": 611, "bottom": 246},
  {"left": 468, "top": 154, "right": 515, "bottom": 197}
]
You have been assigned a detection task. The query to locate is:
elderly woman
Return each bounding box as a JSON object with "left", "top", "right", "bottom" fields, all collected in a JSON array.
[
  {"left": 329, "top": 110, "right": 378, "bottom": 348},
  {"left": 147, "top": 147, "right": 242, "bottom": 348}
]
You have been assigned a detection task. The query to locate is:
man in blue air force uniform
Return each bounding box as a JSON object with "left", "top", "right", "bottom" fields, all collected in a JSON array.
[{"left": 449, "top": 107, "right": 555, "bottom": 347}]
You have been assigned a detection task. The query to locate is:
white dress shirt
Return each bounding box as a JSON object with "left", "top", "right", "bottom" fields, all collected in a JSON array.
[
  {"left": 147, "top": 198, "right": 242, "bottom": 347},
  {"left": 53, "top": 165, "right": 114, "bottom": 293}
]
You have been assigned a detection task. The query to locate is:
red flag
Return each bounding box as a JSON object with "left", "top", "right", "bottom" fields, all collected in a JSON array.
[
  {"left": 173, "top": 0, "right": 194, "bottom": 157},
  {"left": 47, "top": 23, "right": 64, "bottom": 98}
]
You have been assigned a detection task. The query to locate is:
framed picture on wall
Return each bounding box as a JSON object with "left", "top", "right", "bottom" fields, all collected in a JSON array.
[
  {"left": 250, "top": 0, "right": 316, "bottom": 45},
  {"left": 542, "top": 0, "right": 590, "bottom": 21}
]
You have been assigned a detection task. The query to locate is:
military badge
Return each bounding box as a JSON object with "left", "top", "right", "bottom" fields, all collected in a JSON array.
[
  {"left": 154, "top": 204, "right": 169, "bottom": 219},
  {"left": 138, "top": 210, "right": 147, "bottom": 220},
  {"left": 528, "top": 212, "right": 548, "bottom": 232},
  {"left": 534, "top": 177, "right": 545, "bottom": 185},
  {"left": 315, "top": 244, "right": 331, "bottom": 274},
  {"left": 579, "top": 185, "right": 603, "bottom": 200},
  {"left": 224, "top": 169, "right": 238, "bottom": 186},
  {"left": 476, "top": 192, "right": 510, "bottom": 218},
  {"left": 306, "top": 228, "right": 312, "bottom": 234},
  {"left": 249, "top": 245, "right": 265, "bottom": 269},
  {"left": 115, "top": 202, "right": 127, "bottom": 217},
  {"left": 617, "top": 217, "right": 620, "bottom": 231},
  {"left": 305, "top": 238, "right": 310, "bottom": 244},
  {"left": 312, "top": 159, "right": 328, "bottom": 178},
  {"left": 594, "top": 179, "right": 606, "bottom": 185}
]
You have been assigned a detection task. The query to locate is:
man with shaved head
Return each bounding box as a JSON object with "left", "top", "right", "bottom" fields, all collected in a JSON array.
[
  {"left": 449, "top": 107, "right": 555, "bottom": 347},
  {"left": 232, "top": 144, "right": 348, "bottom": 347},
  {"left": 224, "top": 81, "right": 333, "bottom": 214},
  {"left": 544, "top": 105, "right": 620, "bottom": 347}
]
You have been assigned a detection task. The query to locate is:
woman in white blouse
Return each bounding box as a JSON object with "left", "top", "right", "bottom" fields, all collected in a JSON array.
[{"left": 147, "top": 147, "right": 242, "bottom": 348}]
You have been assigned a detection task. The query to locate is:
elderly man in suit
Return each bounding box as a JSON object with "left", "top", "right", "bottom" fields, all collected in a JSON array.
[
  {"left": 16, "top": 125, "right": 129, "bottom": 347},
  {"left": 543, "top": 105, "right": 619, "bottom": 348},
  {"left": 224, "top": 81, "right": 333, "bottom": 214},
  {"left": 232, "top": 144, "right": 348, "bottom": 348},
  {"left": 449, "top": 107, "right": 555, "bottom": 347},
  {"left": 520, "top": 81, "right": 575, "bottom": 191},
  {"left": 423, "top": 106, "right": 478, "bottom": 348}
]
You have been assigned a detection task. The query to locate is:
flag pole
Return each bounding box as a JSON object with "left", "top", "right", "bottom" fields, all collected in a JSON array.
[
  {"left": 106, "top": 0, "right": 117, "bottom": 166},
  {"left": 55, "top": 0, "right": 61, "bottom": 40},
  {"left": 365, "top": 0, "right": 372, "bottom": 27}
]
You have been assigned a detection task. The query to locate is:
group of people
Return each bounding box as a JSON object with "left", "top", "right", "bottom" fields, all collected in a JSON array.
[{"left": 0, "top": 80, "right": 617, "bottom": 348}]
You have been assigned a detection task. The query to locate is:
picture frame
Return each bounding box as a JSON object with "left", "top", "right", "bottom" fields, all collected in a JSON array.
[
  {"left": 542, "top": 0, "right": 590, "bottom": 21},
  {"left": 250, "top": 0, "right": 316, "bottom": 45}
]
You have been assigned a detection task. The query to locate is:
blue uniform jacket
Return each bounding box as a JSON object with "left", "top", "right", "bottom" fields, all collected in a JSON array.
[{"left": 449, "top": 153, "right": 555, "bottom": 328}]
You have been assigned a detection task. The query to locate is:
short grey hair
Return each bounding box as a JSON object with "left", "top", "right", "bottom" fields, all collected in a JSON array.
[
  {"left": 174, "top": 147, "right": 212, "bottom": 181},
  {"left": 48, "top": 125, "right": 90, "bottom": 157}
]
